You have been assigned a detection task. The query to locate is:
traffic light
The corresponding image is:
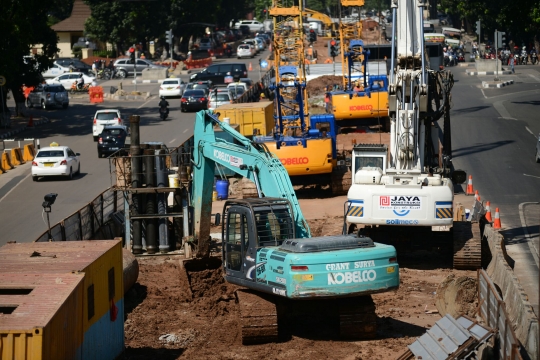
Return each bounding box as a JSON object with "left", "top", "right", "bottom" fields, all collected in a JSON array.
[
  {"left": 499, "top": 31, "right": 506, "bottom": 48},
  {"left": 309, "top": 29, "right": 316, "bottom": 43},
  {"left": 475, "top": 21, "right": 481, "bottom": 35},
  {"left": 165, "top": 29, "right": 173, "bottom": 45},
  {"left": 129, "top": 47, "right": 135, "bottom": 64},
  {"left": 329, "top": 39, "right": 338, "bottom": 58},
  {"left": 262, "top": 9, "right": 267, "bottom": 18}
]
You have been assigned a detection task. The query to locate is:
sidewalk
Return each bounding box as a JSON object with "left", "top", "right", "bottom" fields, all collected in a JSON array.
[{"left": 0, "top": 116, "right": 50, "bottom": 140}]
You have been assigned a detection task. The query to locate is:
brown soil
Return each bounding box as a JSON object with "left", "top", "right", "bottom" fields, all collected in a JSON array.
[
  {"left": 307, "top": 75, "right": 342, "bottom": 96},
  {"left": 123, "top": 216, "right": 476, "bottom": 359}
]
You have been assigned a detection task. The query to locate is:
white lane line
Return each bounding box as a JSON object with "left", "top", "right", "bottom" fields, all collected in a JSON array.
[
  {"left": 0, "top": 172, "right": 31, "bottom": 203},
  {"left": 518, "top": 202, "right": 540, "bottom": 267},
  {"left": 137, "top": 97, "right": 155, "bottom": 109},
  {"left": 183, "top": 129, "right": 188, "bottom": 133},
  {"left": 525, "top": 126, "right": 536, "bottom": 137},
  {"left": 524, "top": 173, "right": 540, "bottom": 179},
  {"left": 169, "top": 139, "right": 176, "bottom": 144},
  {"left": 493, "top": 101, "right": 517, "bottom": 120},
  {"left": 528, "top": 74, "right": 540, "bottom": 82}
]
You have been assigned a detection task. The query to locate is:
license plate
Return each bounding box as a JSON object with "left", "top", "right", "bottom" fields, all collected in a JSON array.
[
  {"left": 44, "top": 163, "right": 54, "bottom": 167},
  {"left": 109, "top": 147, "right": 119, "bottom": 150},
  {"left": 167, "top": 87, "right": 172, "bottom": 90}
]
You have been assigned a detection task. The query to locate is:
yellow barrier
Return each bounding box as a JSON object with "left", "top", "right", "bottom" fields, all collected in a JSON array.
[
  {"left": 0, "top": 161, "right": 4, "bottom": 174},
  {"left": 10, "top": 148, "right": 25, "bottom": 165},
  {"left": 1, "top": 152, "right": 13, "bottom": 171},
  {"left": 23, "top": 144, "right": 35, "bottom": 161}
]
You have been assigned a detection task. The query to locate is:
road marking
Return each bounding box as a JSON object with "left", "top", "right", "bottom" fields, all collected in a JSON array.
[
  {"left": 137, "top": 97, "right": 155, "bottom": 109},
  {"left": 525, "top": 126, "right": 536, "bottom": 137},
  {"left": 169, "top": 139, "right": 176, "bottom": 144},
  {"left": 528, "top": 74, "right": 540, "bottom": 82},
  {"left": 524, "top": 173, "right": 540, "bottom": 179},
  {"left": 0, "top": 172, "right": 31, "bottom": 203},
  {"left": 518, "top": 202, "right": 539, "bottom": 267},
  {"left": 493, "top": 101, "right": 516, "bottom": 120},
  {"left": 183, "top": 128, "right": 188, "bottom": 133}
]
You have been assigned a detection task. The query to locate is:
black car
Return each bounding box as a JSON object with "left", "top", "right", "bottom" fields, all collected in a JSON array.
[
  {"left": 181, "top": 90, "right": 208, "bottom": 112},
  {"left": 97, "top": 125, "right": 129, "bottom": 158},
  {"left": 189, "top": 63, "right": 248, "bottom": 85},
  {"left": 55, "top": 58, "right": 92, "bottom": 74},
  {"left": 185, "top": 80, "right": 213, "bottom": 95}
]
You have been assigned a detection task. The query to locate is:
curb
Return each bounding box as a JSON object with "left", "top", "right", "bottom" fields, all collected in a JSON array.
[
  {"left": 482, "top": 79, "right": 514, "bottom": 88},
  {"left": 107, "top": 93, "right": 153, "bottom": 101},
  {"left": 467, "top": 70, "right": 512, "bottom": 75},
  {"left": 0, "top": 117, "right": 50, "bottom": 140},
  {"left": 131, "top": 79, "right": 166, "bottom": 84}
]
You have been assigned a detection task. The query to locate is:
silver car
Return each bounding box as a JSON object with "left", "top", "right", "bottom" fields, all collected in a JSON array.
[
  {"left": 26, "top": 84, "right": 69, "bottom": 110},
  {"left": 113, "top": 58, "right": 167, "bottom": 78}
]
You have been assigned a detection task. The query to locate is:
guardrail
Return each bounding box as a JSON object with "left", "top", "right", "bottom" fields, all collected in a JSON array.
[
  {"left": 478, "top": 268, "right": 522, "bottom": 360},
  {"left": 34, "top": 188, "right": 123, "bottom": 242}
]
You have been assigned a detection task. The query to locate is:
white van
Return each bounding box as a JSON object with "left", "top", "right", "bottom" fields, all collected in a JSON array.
[{"left": 235, "top": 20, "right": 264, "bottom": 33}]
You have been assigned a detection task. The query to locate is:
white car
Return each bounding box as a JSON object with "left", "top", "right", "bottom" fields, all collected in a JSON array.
[
  {"left": 242, "top": 39, "right": 260, "bottom": 54},
  {"left": 32, "top": 144, "right": 81, "bottom": 181},
  {"left": 159, "top": 78, "right": 186, "bottom": 97},
  {"left": 93, "top": 109, "right": 123, "bottom": 141},
  {"left": 227, "top": 82, "right": 248, "bottom": 100},
  {"left": 41, "top": 64, "right": 68, "bottom": 78},
  {"left": 208, "top": 89, "right": 233, "bottom": 110},
  {"left": 234, "top": 20, "right": 264, "bottom": 33},
  {"left": 46, "top": 72, "right": 95, "bottom": 90},
  {"left": 237, "top": 44, "right": 255, "bottom": 59},
  {"left": 254, "top": 37, "right": 265, "bottom": 51}
]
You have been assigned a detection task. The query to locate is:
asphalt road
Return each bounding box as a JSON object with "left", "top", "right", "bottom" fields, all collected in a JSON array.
[
  {"left": 449, "top": 63, "right": 540, "bottom": 315},
  {"left": 0, "top": 49, "right": 272, "bottom": 245}
]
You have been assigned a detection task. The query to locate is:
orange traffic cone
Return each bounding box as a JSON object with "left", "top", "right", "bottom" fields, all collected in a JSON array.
[
  {"left": 493, "top": 208, "right": 502, "bottom": 229},
  {"left": 485, "top": 201, "right": 492, "bottom": 222},
  {"left": 27, "top": 115, "right": 34, "bottom": 128},
  {"left": 248, "top": 62, "right": 253, "bottom": 71},
  {"left": 466, "top": 175, "right": 474, "bottom": 195},
  {"left": 474, "top": 190, "right": 479, "bottom": 201}
]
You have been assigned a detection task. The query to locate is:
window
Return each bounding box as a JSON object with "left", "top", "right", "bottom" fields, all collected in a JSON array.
[
  {"left": 254, "top": 209, "right": 294, "bottom": 246},
  {"left": 108, "top": 267, "right": 115, "bottom": 301},
  {"left": 96, "top": 112, "right": 119, "bottom": 120},
  {"left": 37, "top": 150, "right": 65, "bottom": 158},
  {"left": 210, "top": 94, "right": 230, "bottom": 102},
  {"left": 87, "top": 284, "right": 95, "bottom": 320},
  {"left": 116, "top": 60, "right": 126, "bottom": 65},
  {"left": 206, "top": 65, "right": 219, "bottom": 73},
  {"left": 162, "top": 80, "right": 179, "bottom": 85},
  {"left": 354, "top": 156, "right": 384, "bottom": 172},
  {"left": 69, "top": 74, "right": 80, "bottom": 79},
  {"left": 45, "top": 86, "right": 64, "bottom": 93},
  {"left": 59, "top": 74, "right": 69, "bottom": 80},
  {"left": 226, "top": 212, "right": 248, "bottom": 270},
  {"left": 136, "top": 60, "right": 148, "bottom": 65}
]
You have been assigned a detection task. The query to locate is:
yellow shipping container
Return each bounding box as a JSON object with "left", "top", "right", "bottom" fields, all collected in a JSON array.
[
  {"left": 217, "top": 101, "right": 274, "bottom": 138},
  {"left": 0, "top": 240, "right": 124, "bottom": 360},
  {"left": 0, "top": 272, "right": 85, "bottom": 360}
]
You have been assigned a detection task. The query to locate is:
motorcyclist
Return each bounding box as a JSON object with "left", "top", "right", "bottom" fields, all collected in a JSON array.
[
  {"left": 530, "top": 47, "right": 538, "bottom": 64},
  {"left": 159, "top": 96, "right": 169, "bottom": 116},
  {"left": 521, "top": 46, "right": 528, "bottom": 64},
  {"left": 77, "top": 74, "right": 84, "bottom": 90}
]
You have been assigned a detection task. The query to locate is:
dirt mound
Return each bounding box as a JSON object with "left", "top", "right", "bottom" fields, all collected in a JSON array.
[
  {"left": 307, "top": 75, "right": 342, "bottom": 96},
  {"left": 435, "top": 274, "right": 478, "bottom": 318}
]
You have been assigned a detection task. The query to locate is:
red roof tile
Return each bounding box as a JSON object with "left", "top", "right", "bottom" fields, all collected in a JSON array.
[{"left": 51, "top": 0, "right": 92, "bottom": 32}]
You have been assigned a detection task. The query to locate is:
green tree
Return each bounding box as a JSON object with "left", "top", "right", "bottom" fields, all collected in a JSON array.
[{"left": 0, "top": 0, "right": 60, "bottom": 117}]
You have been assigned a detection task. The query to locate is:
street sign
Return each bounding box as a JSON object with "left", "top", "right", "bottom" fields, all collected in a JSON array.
[
  {"left": 260, "top": 60, "right": 268, "bottom": 69},
  {"left": 0, "top": 76, "right": 5, "bottom": 86}
]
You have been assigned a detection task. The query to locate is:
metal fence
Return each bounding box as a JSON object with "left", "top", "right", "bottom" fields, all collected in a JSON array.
[
  {"left": 477, "top": 269, "right": 522, "bottom": 360},
  {"left": 35, "top": 188, "right": 123, "bottom": 242}
]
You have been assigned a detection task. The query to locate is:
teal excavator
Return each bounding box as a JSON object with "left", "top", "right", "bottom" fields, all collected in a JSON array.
[{"left": 191, "top": 110, "right": 399, "bottom": 344}]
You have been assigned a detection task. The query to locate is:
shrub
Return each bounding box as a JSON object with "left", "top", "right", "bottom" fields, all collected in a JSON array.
[
  {"left": 72, "top": 46, "right": 83, "bottom": 59},
  {"left": 93, "top": 50, "right": 117, "bottom": 58}
]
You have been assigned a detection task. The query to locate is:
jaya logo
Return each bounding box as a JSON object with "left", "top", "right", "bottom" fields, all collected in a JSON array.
[
  {"left": 213, "top": 149, "right": 243, "bottom": 167},
  {"left": 349, "top": 105, "right": 373, "bottom": 111},
  {"left": 380, "top": 195, "right": 421, "bottom": 210},
  {"left": 280, "top": 157, "right": 309, "bottom": 165},
  {"left": 328, "top": 270, "right": 377, "bottom": 285}
]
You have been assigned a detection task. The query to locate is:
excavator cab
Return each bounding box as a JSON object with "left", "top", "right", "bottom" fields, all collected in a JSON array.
[{"left": 222, "top": 198, "right": 296, "bottom": 280}]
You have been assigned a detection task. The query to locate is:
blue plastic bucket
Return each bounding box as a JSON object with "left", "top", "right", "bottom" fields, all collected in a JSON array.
[{"left": 216, "top": 179, "right": 229, "bottom": 200}]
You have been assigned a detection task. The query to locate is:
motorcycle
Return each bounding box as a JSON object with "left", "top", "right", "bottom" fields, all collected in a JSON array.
[
  {"left": 521, "top": 53, "right": 528, "bottom": 65},
  {"left": 70, "top": 81, "right": 90, "bottom": 93},
  {"left": 159, "top": 106, "right": 169, "bottom": 121},
  {"left": 225, "top": 47, "right": 232, "bottom": 58},
  {"left": 457, "top": 50, "right": 465, "bottom": 62},
  {"left": 531, "top": 53, "right": 538, "bottom": 65}
]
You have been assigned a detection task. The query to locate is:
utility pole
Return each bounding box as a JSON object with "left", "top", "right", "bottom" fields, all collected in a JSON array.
[{"left": 494, "top": 30, "right": 499, "bottom": 81}]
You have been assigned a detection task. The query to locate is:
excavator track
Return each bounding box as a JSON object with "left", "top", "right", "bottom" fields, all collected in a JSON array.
[
  {"left": 331, "top": 167, "right": 352, "bottom": 195},
  {"left": 236, "top": 289, "right": 279, "bottom": 345},
  {"left": 337, "top": 296, "right": 377, "bottom": 339},
  {"left": 452, "top": 221, "right": 482, "bottom": 270}
]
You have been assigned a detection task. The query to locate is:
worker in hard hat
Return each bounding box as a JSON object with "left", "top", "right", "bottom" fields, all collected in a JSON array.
[{"left": 353, "top": 80, "right": 363, "bottom": 93}]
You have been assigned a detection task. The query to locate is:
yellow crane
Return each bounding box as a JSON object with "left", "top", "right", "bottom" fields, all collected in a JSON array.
[{"left": 303, "top": 8, "right": 338, "bottom": 36}]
